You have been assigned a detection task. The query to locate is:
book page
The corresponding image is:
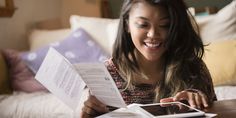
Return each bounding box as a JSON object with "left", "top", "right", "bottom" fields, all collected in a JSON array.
[
  {"left": 96, "top": 104, "right": 149, "bottom": 118},
  {"left": 35, "top": 47, "right": 86, "bottom": 110},
  {"left": 75, "top": 63, "right": 127, "bottom": 108}
]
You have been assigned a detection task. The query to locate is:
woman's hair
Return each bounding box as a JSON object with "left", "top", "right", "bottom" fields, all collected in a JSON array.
[{"left": 112, "top": 0, "right": 205, "bottom": 102}]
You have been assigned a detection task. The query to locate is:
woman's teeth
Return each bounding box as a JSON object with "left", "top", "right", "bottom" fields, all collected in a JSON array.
[{"left": 145, "top": 42, "right": 161, "bottom": 48}]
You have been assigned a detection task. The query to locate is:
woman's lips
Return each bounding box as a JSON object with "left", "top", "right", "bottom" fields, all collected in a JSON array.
[{"left": 144, "top": 42, "right": 162, "bottom": 49}]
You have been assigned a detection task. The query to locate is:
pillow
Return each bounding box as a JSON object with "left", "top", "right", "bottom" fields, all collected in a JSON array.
[
  {"left": 196, "top": 0, "right": 236, "bottom": 44},
  {"left": 29, "top": 28, "right": 71, "bottom": 51},
  {"left": 203, "top": 40, "right": 236, "bottom": 86},
  {"left": 21, "top": 28, "right": 109, "bottom": 74},
  {"left": 1, "top": 49, "right": 48, "bottom": 93},
  {"left": 70, "top": 15, "right": 119, "bottom": 55},
  {"left": 0, "top": 52, "right": 12, "bottom": 94}
]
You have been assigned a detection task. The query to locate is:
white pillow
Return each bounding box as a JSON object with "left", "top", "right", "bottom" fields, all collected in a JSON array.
[
  {"left": 29, "top": 29, "right": 71, "bottom": 51},
  {"left": 196, "top": 0, "right": 236, "bottom": 44},
  {"left": 70, "top": 15, "right": 119, "bottom": 55}
]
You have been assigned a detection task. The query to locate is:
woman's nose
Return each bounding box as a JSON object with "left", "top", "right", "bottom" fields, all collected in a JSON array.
[{"left": 147, "top": 28, "right": 159, "bottom": 38}]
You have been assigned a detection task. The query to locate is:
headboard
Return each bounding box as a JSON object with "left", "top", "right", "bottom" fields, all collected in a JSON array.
[{"left": 0, "top": 0, "right": 16, "bottom": 17}]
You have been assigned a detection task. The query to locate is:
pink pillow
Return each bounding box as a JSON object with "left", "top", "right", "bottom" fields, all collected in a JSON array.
[{"left": 1, "top": 49, "right": 48, "bottom": 93}]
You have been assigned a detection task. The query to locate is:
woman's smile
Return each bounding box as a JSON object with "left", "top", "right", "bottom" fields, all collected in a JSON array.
[{"left": 144, "top": 41, "right": 163, "bottom": 50}]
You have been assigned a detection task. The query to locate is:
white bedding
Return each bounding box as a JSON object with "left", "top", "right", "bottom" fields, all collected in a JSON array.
[
  {"left": 0, "top": 86, "right": 235, "bottom": 118},
  {"left": 214, "top": 86, "right": 236, "bottom": 101},
  {"left": 0, "top": 89, "right": 89, "bottom": 118}
]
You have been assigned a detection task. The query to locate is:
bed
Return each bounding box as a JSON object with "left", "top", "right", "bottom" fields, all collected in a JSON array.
[{"left": 0, "top": 1, "right": 235, "bottom": 117}]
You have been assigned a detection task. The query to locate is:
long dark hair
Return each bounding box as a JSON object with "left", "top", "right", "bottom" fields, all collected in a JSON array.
[{"left": 112, "top": 0, "right": 205, "bottom": 101}]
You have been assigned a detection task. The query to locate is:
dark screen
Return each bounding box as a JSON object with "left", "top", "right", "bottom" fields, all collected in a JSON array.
[{"left": 140, "top": 103, "right": 199, "bottom": 116}]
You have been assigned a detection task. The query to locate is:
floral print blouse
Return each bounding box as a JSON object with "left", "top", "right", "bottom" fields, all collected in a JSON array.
[{"left": 104, "top": 58, "right": 217, "bottom": 105}]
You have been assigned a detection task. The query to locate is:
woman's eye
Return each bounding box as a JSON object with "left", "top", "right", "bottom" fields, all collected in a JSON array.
[
  {"left": 135, "top": 23, "right": 149, "bottom": 28},
  {"left": 159, "top": 24, "right": 170, "bottom": 28}
]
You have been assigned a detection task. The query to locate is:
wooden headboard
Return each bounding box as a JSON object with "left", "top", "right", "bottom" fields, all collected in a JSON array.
[
  {"left": 189, "top": 6, "right": 218, "bottom": 16},
  {"left": 0, "top": 0, "right": 16, "bottom": 17},
  {"left": 101, "top": 0, "right": 111, "bottom": 18}
]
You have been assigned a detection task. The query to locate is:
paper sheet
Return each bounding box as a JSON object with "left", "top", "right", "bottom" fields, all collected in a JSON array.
[
  {"left": 35, "top": 47, "right": 126, "bottom": 110},
  {"left": 75, "top": 63, "right": 126, "bottom": 108},
  {"left": 35, "top": 47, "right": 86, "bottom": 110},
  {"left": 96, "top": 104, "right": 148, "bottom": 118}
]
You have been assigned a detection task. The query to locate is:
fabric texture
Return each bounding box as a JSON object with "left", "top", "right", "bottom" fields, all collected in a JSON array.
[
  {"left": 214, "top": 86, "right": 236, "bottom": 100},
  {"left": 104, "top": 58, "right": 155, "bottom": 105},
  {"left": 1, "top": 49, "right": 47, "bottom": 93},
  {"left": 104, "top": 58, "right": 216, "bottom": 104},
  {"left": 70, "top": 15, "right": 119, "bottom": 55},
  {"left": 203, "top": 39, "right": 236, "bottom": 86},
  {"left": 29, "top": 28, "right": 71, "bottom": 51},
  {"left": 0, "top": 89, "right": 89, "bottom": 118},
  {"left": 21, "top": 28, "right": 109, "bottom": 73},
  {"left": 196, "top": 0, "right": 236, "bottom": 43},
  {"left": 0, "top": 52, "right": 12, "bottom": 94}
]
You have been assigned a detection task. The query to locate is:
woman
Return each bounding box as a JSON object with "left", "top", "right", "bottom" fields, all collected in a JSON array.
[{"left": 81, "top": 0, "right": 217, "bottom": 117}]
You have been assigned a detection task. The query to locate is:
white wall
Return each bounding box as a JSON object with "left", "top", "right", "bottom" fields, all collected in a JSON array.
[
  {"left": 0, "top": 0, "right": 61, "bottom": 50},
  {"left": 0, "top": 0, "right": 102, "bottom": 50},
  {"left": 61, "top": 0, "right": 101, "bottom": 27}
]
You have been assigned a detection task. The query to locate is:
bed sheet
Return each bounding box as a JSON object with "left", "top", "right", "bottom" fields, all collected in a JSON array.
[
  {"left": 0, "top": 86, "right": 235, "bottom": 118},
  {"left": 0, "top": 89, "right": 88, "bottom": 118}
]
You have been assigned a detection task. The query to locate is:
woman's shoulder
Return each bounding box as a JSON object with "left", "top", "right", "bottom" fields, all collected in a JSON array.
[
  {"left": 104, "top": 58, "right": 126, "bottom": 87},
  {"left": 104, "top": 58, "right": 122, "bottom": 78},
  {"left": 104, "top": 58, "right": 118, "bottom": 72}
]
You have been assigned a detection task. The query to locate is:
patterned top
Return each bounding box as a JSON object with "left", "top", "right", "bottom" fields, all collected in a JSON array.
[
  {"left": 104, "top": 58, "right": 217, "bottom": 105},
  {"left": 104, "top": 59, "right": 155, "bottom": 105}
]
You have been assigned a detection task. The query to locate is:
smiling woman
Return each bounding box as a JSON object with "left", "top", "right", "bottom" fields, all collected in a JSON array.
[{"left": 0, "top": 0, "right": 16, "bottom": 17}]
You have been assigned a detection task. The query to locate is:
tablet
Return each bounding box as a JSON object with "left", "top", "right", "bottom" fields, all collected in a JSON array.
[{"left": 133, "top": 102, "right": 205, "bottom": 118}]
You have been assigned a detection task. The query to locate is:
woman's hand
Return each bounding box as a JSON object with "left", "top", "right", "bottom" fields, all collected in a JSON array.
[
  {"left": 81, "top": 95, "right": 109, "bottom": 118},
  {"left": 160, "top": 90, "right": 209, "bottom": 109}
]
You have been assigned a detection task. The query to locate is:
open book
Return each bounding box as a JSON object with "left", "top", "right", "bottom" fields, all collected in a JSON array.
[{"left": 35, "top": 47, "right": 126, "bottom": 110}]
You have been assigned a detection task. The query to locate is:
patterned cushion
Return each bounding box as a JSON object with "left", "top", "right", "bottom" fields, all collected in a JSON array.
[
  {"left": 21, "top": 28, "right": 109, "bottom": 73},
  {"left": 29, "top": 28, "right": 71, "bottom": 51},
  {"left": 70, "top": 15, "right": 119, "bottom": 55}
]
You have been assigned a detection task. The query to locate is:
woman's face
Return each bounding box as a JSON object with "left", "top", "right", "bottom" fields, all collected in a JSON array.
[{"left": 128, "top": 2, "right": 170, "bottom": 62}]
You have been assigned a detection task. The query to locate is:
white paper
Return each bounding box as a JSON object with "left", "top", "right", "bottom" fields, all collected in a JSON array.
[
  {"left": 35, "top": 47, "right": 86, "bottom": 110},
  {"left": 36, "top": 47, "right": 126, "bottom": 110},
  {"left": 96, "top": 108, "right": 148, "bottom": 118},
  {"left": 75, "top": 63, "right": 127, "bottom": 108},
  {"left": 204, "top": 113, "right": 217, "bottom": 118},
  {"left": 96, "top": 104, "right": 149, "bottom": 118}
]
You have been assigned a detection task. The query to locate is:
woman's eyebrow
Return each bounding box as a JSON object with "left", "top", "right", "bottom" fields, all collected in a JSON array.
[
  {"left": 160, "top": 16, "right": 170, "bottom": 20},
  {"left": 135, "top": 16, "right": 149, "bottom": 21},
  {"left": 135, "top": 16, "right": 170, "bottom": 21}
]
